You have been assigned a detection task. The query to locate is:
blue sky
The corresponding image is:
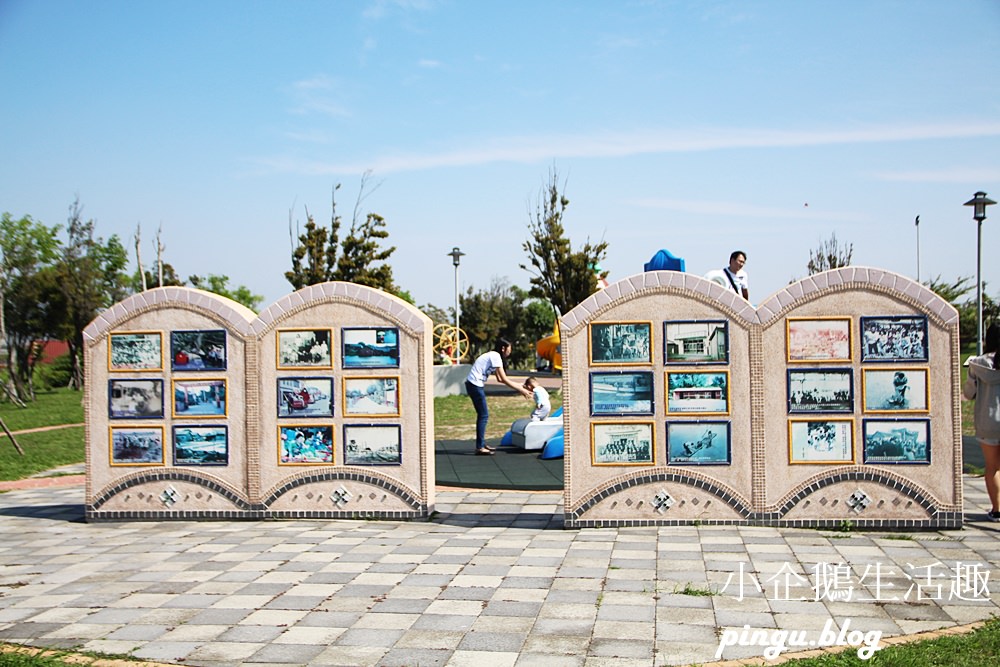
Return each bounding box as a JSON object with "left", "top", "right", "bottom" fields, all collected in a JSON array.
[{"left": 2, "top": 0, "right": 998, "bottom": 314}]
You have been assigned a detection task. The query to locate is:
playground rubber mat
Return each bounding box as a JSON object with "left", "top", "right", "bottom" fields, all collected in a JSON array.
[{"left": 435, "top": 439, "right": 564, "bottom": 491}]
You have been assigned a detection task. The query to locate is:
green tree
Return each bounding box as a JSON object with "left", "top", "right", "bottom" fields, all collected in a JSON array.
[
  {"left": 457, "top": 279, "right": 555, "bottom": 369},
  {"left": 56, "top": 199, "right": 130, "bottom": 389},
  {"left": 924, "top": 275, "right": 998, "bottom": 345},
  {"left": 521, "top": 168, "right": 608, "bottom": 316},
  {"left": 286, "top": 176, "right": 400, "bottom": 296},
  {"left": 807, "top": 232, "right": 854, "bottom": 274},
  {"left": 0, "top": 213, "right": 61, "bottom": 402},
  {"left": 189, "top": 274, "right": 264, "bottom": 312}
]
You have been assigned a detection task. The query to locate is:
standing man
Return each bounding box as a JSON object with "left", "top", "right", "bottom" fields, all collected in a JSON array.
[{"left": 723, "top": 250, "right": 749, "bottom": 301}]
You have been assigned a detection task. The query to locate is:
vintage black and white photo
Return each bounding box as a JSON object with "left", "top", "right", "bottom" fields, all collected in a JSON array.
[
  {"left": 860, "top": 316, "right": 928, "bottom": 363},
  {"left": 344, "top": 424, "right": 402, "bottom": 465},
  {"left": 591, "top": 422, "right": 654, "bottom": 465},
  {"left": 277, "top": 329, "right": 332, "bottom": 368},
  {"left": 787, "top": 369, "right": 853, "bottom": 413},
  {"left": 663, "top": 320, "right": 728, "bottom": 364},
  {"left": 108, "top": 379, "right": 164, "bottom": 419},
  {"left": 788, "top": 418, "right": 854, "bottom": 464},
  {"left": 110, "top": 426, "right": 164, "bottom": 466},
  {"left": 109, "top": 332, "right": 163, "bottom": 371}
]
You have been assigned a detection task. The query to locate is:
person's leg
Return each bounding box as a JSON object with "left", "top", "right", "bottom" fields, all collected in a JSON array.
[
  {"left": 979, "top": 441, "right": 1000, "bottom": 518},
  {"left": 466, "top": 381, "right": 489, "bottom": 451}
]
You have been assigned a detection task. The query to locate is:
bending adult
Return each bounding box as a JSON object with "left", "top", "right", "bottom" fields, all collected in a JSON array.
[
  {"left": 964, "top": 323, "right": 1000, "bottom": 521},
  {"left": 465, "top": 338, "right": 532, "bottom": 455}
]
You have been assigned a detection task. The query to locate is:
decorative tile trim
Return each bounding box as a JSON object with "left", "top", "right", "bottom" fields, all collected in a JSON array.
[
  {"left": 90, "top": 470, "right": 251, "bottom": 511},
  {"left": 772, "top": 468, "right": 938, "bottom": 516},
  {"left": 260, "top": 470, "right": 423, "bottom": 511},
  {"left": 83, "top": 287, "right": 257, "bottom": 342},
  {"left": 569, "top": 470, "right": 752, "bottom": 520}
]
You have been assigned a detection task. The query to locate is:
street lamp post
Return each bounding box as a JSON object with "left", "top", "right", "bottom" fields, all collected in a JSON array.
[
  {"left": 448, "top": 247, "right": 465, "bottom": 364},
  {"left": 964, "top": 192, "right": 996, "bottom": 356}
]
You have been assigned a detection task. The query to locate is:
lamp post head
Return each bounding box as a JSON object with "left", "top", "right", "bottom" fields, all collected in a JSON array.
[
  {"left": 448, "top": 247, "right": 465, "bottom": 267},
  {"left": 964, "top": 191, "right": 996, "bottom": 222}
]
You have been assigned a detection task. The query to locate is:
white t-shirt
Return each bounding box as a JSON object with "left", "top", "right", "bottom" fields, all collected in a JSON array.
[
  {"left": 531, "top": 386, "right": 551, "bottom": 421},
  {"left": 466, "top": 350, "right": 503, "bottom": 387},
  {"left": 723, "top": 267, "right": 749, "bottom": 295}
]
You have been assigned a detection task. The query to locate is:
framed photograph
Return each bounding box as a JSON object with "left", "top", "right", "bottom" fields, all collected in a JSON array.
[
  {"left": 666, "top": 421, "right": 732, "bottom": 465},
  {"left": 343, "top": 424, "right": 402, "bottom": 465},
  {"left": 860, "top": 316, "right": 929, "bottom": 363},
  {"left": 862, "top": 368, "right": 929, "bottom": 413},
  {"left": 589, "top": 371, "right": 653, "bottom": 416},
  {"left": 786, "top": 317, "right": 852, "bottom": 363},
  {"left": 277, "top": 328, "right": 333, "bottom": 369},
  {"left": 279, "top": 425, "right": 334, "bottom": 465},
  {"left": 109, "top": 332, "right": 163, "bottom": 371},
  {"left": 589, "top": 322, "right": 652, "bottom": 365},
  {"left": 591, "top": 421, "right": 655, "bottom": 466},
  {"left": 344, "top": 377, "right": 400, "bottom": 416},
  {"left": 342, "top": 327, "right": 400, "bottom": 369},
  {"left": 665, "top": 371, "right": 730, "bottom": 415},
  {"left": 171, "top": 329, "right": 227, "bottom": 371},
  {"left": 862, "top": 419, "right": 931, "bottom": 464},
  {"left": 172, "top": 379, "right": 227, "bottom": 417},
  {"left": 664, "top": 320, "right": 729, "bottom": 364},
  {"left": 108, "top": 379, "right": 164, "bottom": 419},
  {"left": 109, "top": 426, "right": 164, "bottom": 466},
  {"left": 172, "top": 425, "right": 229, "bottom": 466},
  {"left": 787, "top": 369, "right": 854, "bottom": 414},
  {"left": 277, "top": 377, "right": 334, "bottom": 418},
  {"left": 788, "top": 418, "right": 855, "bottom": 464}
]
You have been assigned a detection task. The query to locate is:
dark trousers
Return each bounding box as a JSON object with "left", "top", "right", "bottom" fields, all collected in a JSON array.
[{"left": 465, "top": 381, "right": 489, "bottom": 450}]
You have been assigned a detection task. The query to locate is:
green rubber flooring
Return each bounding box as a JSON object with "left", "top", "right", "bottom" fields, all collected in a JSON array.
[{"left": 435, "top": 440, "right": 564, "bottom": 491}]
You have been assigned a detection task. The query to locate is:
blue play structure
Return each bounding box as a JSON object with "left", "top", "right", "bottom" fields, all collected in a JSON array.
[
  {"left": 644, "top": 248, "right": 685, "bottom": 272},
  {"left": 501, "top": 407, "right": 565, "bottom": 459}
]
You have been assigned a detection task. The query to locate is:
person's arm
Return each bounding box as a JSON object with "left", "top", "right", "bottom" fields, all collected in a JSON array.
[
  {"left": 741, "top": 286, "right": 749, "bottom": 300},
  {"left": 495, "top": 365, "right": 532, "bottom": 398}
]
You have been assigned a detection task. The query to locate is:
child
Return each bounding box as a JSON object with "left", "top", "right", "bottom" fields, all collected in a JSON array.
[{"left": 524, "top": 376, "right": 551, "bottom": 421}]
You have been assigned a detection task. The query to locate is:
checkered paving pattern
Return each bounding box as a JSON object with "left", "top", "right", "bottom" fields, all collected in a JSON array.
[{"left": 1, "top": 479, "right": 999, "bottom": 666}]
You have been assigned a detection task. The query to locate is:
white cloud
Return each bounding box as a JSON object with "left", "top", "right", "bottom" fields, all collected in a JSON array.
[
  {"left": 418, "top": 58, "right": 442, "bottom": 68},
  {"left": 627, "top": 197, "right": 872, "bottom": 223},
  {"left": 873, "top": 167, "right": 1000, "bottom": 183},
  {"left": 262, "top": 121, "right": 1000, "bottom": 175}
]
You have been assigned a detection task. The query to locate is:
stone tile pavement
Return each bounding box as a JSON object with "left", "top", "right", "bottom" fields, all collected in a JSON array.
[{"left": 1, "top": 476, "right": 999, "bottom": 666}]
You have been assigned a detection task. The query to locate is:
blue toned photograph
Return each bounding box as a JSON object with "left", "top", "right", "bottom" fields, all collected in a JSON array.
[
  {"left": 862, "top": 419, "right": 930, "bottom": 464},
  {"left": 173, "top": 425, "right": 228, "bottom": 466},
  {"left": 590, "top": 371, "right": 653, "bottom": 416},
  {"left": 342, "top": 327, "right": 400, "bottom": 368},
  {"left": 665, "top": 371, "right": 729, "bottom": 415},
  {"left": 667, "top": 421, "right": 731, "bottom": 465},
  {"left": 172, "top": 379, "right": 227, "bottom": 417},
  {"left": 110, "top": 427, "right": 164, "bottom": 466},
  {"left": 279, "top": 425, "right": 334, "bottom": 465}
]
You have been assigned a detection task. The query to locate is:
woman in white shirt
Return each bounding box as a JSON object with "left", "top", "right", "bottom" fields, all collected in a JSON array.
[{"left": 465, "top": 338, "right": 532, "bottom": 455}]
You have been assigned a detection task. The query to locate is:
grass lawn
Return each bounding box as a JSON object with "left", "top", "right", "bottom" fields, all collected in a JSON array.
[{"left": 0, "top": 388, "right": 85, "bottom": 482}]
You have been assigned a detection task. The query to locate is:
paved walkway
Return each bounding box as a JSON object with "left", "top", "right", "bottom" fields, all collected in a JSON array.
[{"left": 1, "top": 472, "right": 999, "bottom": 666}]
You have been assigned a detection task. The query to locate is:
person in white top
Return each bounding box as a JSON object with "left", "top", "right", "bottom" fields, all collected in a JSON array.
[
  {"left": 465, "top": 338, "right": 532, "bottom": 455},
  {"left": 523, "top": 376, "right": 551, "bottom": 421},
  {"left": 722, "top": 250, "right": 749, "bottom": 301}
]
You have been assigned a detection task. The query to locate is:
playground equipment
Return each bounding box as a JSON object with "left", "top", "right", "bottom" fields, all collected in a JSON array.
[
  {"left": 501, "top": 407, "right": 565, "bottom": 459},
  {"left": 535, "top": 325, "right": 561, "bottom": 372},
  {"left": 644, "top": 248, "right": 685, "bottom": 272},
  {"left": 432, "top": 323, "right": 469, "bottom": 364}
]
